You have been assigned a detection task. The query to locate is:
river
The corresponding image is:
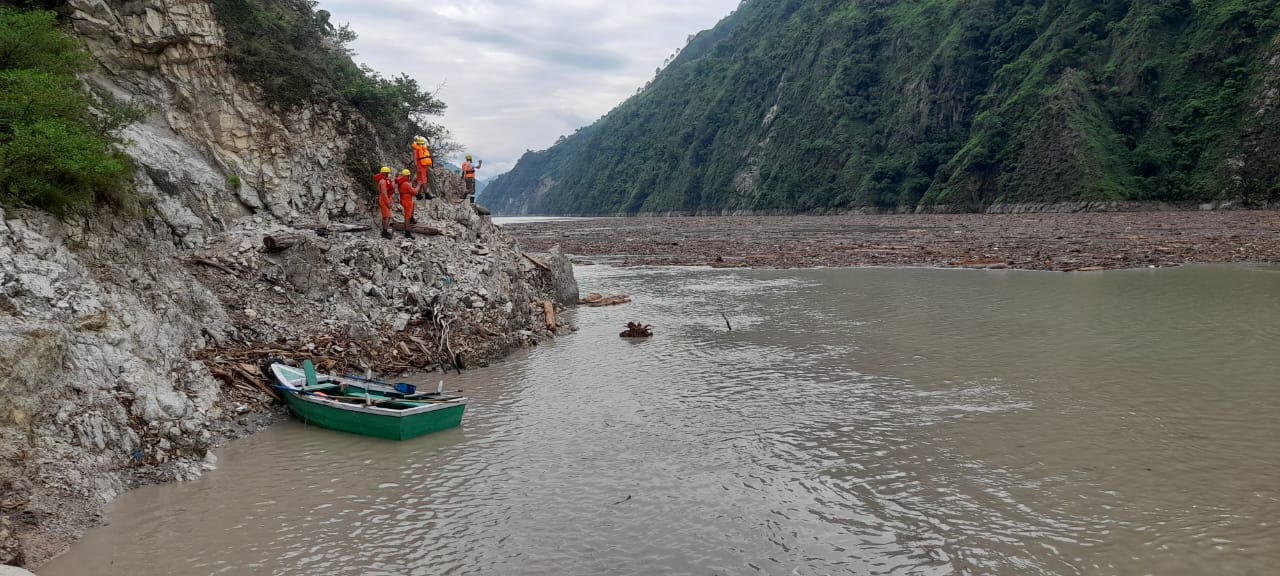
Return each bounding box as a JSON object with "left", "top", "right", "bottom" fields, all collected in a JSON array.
[{"left": 41, "top": 264, "right": 1280, "bottom": 575}]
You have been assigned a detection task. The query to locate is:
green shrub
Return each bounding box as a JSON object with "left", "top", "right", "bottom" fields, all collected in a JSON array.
[
  {"left": 227, "top": 174, "right": 241, "bottom": 189},
  {"left": 0, "top": 8, "right": 138, "bottom": 215},
  {"left": 209, "top": 0, "right": 450, "bottom": 163}
]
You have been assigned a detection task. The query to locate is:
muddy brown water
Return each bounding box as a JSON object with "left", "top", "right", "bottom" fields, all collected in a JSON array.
[{"left": 41, "top": 265, "right": 1280, "bottom": 575}]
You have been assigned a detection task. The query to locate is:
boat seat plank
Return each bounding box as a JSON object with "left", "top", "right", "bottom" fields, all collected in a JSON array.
[{"left": 299, "top": 382, "right": 341, "bottom": 393}]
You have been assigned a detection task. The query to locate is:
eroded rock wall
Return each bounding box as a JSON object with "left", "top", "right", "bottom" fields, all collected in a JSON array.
[
  {"left": 0, "top": 207, "right": 239, "bottom": 565},
  {"left": 69, "top": 0, "right": 372, "bottom": 238}
]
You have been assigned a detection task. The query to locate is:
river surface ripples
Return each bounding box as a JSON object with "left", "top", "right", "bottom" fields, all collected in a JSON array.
[{"left": 41, "top": 265, "right": 1280, "bottom": 575}]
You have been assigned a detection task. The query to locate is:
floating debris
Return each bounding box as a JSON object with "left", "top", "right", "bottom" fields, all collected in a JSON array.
[
  {"left": 620, "top": 322, "right": 652, "bottom": 338},
  {"left": 580, "top": 293, "right": 631, "bottom": 307}
]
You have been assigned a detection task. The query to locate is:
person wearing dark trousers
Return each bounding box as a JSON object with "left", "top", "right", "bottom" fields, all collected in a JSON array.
[{"left": 461, "top": 154, "right": 482, "bottom": 203}]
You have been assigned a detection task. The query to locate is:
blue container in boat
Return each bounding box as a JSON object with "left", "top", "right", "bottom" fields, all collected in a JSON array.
[{"left": 395, "top": 383, "right": 416, "bottom": 395}]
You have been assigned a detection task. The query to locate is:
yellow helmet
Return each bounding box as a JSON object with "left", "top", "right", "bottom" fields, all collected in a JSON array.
[
  {"left": 465, "top": 155, "right": 472, "bottom": 160},
  {"left": 400, "top": 169, "right": 411, "bottom": 176},
  {"left": 414, "top": 136, "right": 426, "bottom": 144},
  {"left": 379, "top": 166, "right": 391, "bottom": 174}
]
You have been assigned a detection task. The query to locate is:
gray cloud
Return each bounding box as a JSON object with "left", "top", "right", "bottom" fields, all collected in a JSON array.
[{"left": 319, "top": 0, "right": 741, "bottom": 174}]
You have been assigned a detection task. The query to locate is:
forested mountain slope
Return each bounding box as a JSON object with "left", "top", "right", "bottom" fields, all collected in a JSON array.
[{"left": 483, "top": 0, "right": 1280, "bottom": 215}]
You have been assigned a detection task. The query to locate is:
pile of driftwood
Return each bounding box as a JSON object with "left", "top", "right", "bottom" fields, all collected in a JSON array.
[
  {"left": 258, "top": 223, "right": 444, "bottom": 253},
  {"left": 620, "top": 322, "right": 652, "bottom": 338},
  {"left": 205, "top": 361, "right": 281, "bottom": 401},
  {"left": 580, "top": 293, "right": 631, "bottom": 307},
  {"left": 199, "top": 328, "right": 455, "bottom": 403}
]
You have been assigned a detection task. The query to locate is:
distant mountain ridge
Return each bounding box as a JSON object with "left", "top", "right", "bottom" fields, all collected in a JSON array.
[{"left": 483, "top": 0, "right": 1280, "bottom": 215}]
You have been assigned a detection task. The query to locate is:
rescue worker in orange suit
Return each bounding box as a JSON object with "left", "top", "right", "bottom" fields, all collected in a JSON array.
[
  {"left": 461, "top": 154, "right": 483, "bottom": 204},
  {"left": 375, "top": 166, "right": 395, "bottom": 239},
  {"left": 395, "top": 169, "right": 423, "bottom": 239},
  {"left": 411, "top": 136, "right": 432, "bottom": 193}
]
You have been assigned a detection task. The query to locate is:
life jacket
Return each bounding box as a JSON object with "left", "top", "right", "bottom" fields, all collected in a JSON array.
[
  {"left": 413, "top": 142, "right": 433, "bottom": 167},
  {"left": 462, "top": 161, "right": 476, "bottom": 180},
  {"left": 395, "top": 176, "right": 416, "bottom": 196},
  {"left": 375, "top": 174, "right": 393, "bottom": 200}
]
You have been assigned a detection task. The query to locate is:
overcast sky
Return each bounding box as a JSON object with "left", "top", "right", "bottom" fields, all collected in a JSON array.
[{"left": 319, "top": 0, "right": 742, "bottom": 175}]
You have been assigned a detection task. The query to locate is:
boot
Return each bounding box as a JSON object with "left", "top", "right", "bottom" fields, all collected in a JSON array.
[
  {"left": 410, "top": 216, "right": 417, "bottom": 224},
  {"left": 404, "top": 230, "right": 414, "bottom": 239},
  {"left": 382, "top": 230, "right": 392, "bottom": 239}
]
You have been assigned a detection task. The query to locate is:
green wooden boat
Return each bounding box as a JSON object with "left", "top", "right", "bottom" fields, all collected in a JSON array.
[{"left": 269, "top": 361, "right": 467, "bottom": 440}]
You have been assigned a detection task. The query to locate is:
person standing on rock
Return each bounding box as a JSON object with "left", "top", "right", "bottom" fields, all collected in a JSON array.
[
  {"left": 461, "top": 154, "right": 482, "bottom": 203},
  {"left": 396, "top": 169, "right": 423, "bottom": 239},
  {"left": 412, "top": 136, "right": 432, "bottom": 193},
  {"left": 376, "top": 166, "right": 395, "bottom": 239}
]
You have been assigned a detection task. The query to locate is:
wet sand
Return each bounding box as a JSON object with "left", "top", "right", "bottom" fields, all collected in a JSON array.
[{"left": 500, "top": 211, "right": 1280, "bottom": 270}]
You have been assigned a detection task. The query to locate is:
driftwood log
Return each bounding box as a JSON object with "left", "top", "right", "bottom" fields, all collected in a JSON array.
[
  {"left": 523, "top": 253, "right": 551, "bottom": 271},
  {"left": 390, "top": 222, "right": 444, "bottom": 235},
  {"left": 296, "top": 223, "right": 371, "bottom": 233},
  {"left": 580, "top": 293, "right": 631, "bottom": 307},
  {"left": 192, "top": 258, "right": 235, "bottom": 275},
  {"left": 263, "top": 233, "right": 302, "bottom": 252},
  {"left": 543, "top": 300, "right": 557, "bottom": 330},
  {"left": 217, "top": 362, "right": 279, "bottom": 400}
]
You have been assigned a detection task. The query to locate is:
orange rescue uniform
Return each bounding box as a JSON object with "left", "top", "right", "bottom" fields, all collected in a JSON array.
[
  {"left": 396, "top": 175, "right": 416, "bottom": 223},
  {"left": 375, "top": 174, "right": 394, "bottom": 220},
  {"left": 412, "top": 142, "right": 432, "bottom": 185}
]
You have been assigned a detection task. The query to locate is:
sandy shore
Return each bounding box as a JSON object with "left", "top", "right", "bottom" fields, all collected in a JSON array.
[{"left": 500, "top": 211, "right": 1280, "bottom": 271}]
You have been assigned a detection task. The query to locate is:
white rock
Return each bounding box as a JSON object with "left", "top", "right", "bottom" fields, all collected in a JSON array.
[{"left": 17, "top": 272, "right": 57, "bottom": 300}]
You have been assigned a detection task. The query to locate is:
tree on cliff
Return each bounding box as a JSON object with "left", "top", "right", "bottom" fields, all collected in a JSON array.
[
  {"left": 211, "top": 0, "right": 455, "bottom": 178},
  {"left": 0, "top": 8, "right": 140, "bottom": 215}
]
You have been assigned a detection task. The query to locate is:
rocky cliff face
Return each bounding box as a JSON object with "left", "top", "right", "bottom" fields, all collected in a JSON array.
[
  {"left": 69, "top": 0, "right": 371, "bottom": 234},
  {"left": 0, "top": 0, "right": 576, "bottom": 567},
  {"left": 0, "top": 206, "right": 237, "bottom": 566}
]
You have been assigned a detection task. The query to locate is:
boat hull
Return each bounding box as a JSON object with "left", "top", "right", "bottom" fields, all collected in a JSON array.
[
  {"left": 269, "top": 362, "right": 468, "bottom": 440},
  {"left": 282, "top": 392, "right": 466, "bottom": 441}
]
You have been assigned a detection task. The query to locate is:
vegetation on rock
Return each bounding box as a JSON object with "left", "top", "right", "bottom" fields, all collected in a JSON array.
[
  {"left": 0, "top": 7, "right": 140, "bottom": 215},
  {"left": 484, "top": 0, "right": 1280, "bottom": 214},
  {"left": 210, "top": 0, "right": 454, "bottom": 180}
]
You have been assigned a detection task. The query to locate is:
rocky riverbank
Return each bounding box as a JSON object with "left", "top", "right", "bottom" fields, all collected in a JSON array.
[
  {"left": 502, "top": 211, "right": 1280, "bottom": 271},
  {"left": 1, "top": 198, "right": 576, "bottom": 568},
  {"left": 2, "top": 0, "right": 582, "bottom": 568}
]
